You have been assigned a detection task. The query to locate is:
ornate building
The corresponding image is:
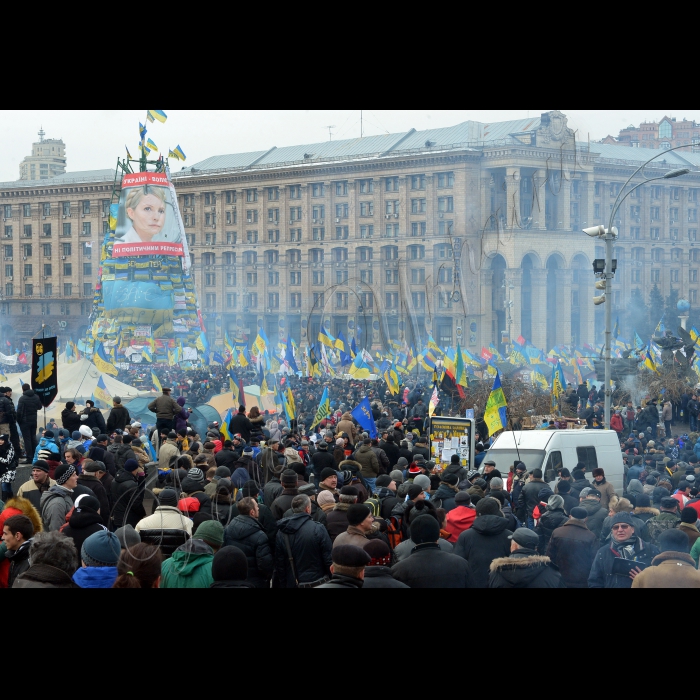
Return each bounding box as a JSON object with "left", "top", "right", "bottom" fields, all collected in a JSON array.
[
  {"left": 604, "top": 116, "right": 700, "bottom": 152},
  {"left": 0, "top": 111, "right": 699, "bottom": 354},
  {"left": 19, "top": 128, "right": 66, "bottom": 181}
]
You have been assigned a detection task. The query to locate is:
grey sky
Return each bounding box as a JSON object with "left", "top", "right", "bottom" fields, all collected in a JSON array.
[{"left": 2, "top": 109, "right": 699, "bottom": 183}]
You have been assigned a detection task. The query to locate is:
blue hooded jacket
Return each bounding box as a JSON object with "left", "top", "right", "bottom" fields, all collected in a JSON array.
[{"left": 72, "top": 566, "right": 119, "bottom": 589}]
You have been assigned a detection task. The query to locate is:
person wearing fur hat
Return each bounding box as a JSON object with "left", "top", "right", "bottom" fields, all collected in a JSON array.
[
  {"left": 645, "top": 497, "right": 682, "bottom": 545},
  {"left": 632, "top": 528, "right": 700, "bottom": 588},
  {"left": 73, "top": 530, "right": 120, "bottom": 588},
  {"left": 588, "top": 512, "right": 660, "bottom": 588},
  {"left": 326, "top": 486, "right": 360, "bottom": 542},
  {"left": 110, "top": 458, "right": 146, "bottom": 530},
  {"left": 591, "top": 468, "right": 616, "bottom": 509},
  {"left": 489, "top": 527, "right": 563, "bottom": 588},
  {"left": 80, "top": 400, "right": 106, "bottom": 435}
]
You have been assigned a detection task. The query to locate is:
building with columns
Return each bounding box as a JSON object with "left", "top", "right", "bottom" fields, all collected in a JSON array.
[{"left": 0, "top": 110, "right": 699, "bottom": 354}]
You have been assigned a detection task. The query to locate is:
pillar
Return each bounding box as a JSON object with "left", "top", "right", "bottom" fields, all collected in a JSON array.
[
  {"left": 506, "top": 167, "right": 521, "bottom": 229},
  {"left": 529, "top": 269, "right": 548, "bottom": 350},
  {"left": 554, "top": 269, "right": 573, "bottom": 346}
]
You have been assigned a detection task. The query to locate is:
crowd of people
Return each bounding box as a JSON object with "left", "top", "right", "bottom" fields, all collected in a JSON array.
[{"left": 1, "top": 368, "right": 700, "bottom": 588}]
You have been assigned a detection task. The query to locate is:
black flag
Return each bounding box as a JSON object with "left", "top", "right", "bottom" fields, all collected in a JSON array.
[{"left": 31, "top": 337, "right": 58, "bottom": 407}]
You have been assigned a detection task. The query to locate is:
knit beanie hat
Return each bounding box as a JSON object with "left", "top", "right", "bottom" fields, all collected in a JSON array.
[
  {"left": 281, "top": 469, "right": 298, "bottom": 486},
  {"left": 347, "top": 503, "right": 371, "bottom": 527},
  {"left": 681, "top": 506, "right": 698, "bottom": 524},
  {"left": 158, "top": 489, "right": 179, "bottom": 507},
  {"left": 54, "top": 463, "right": 76, "bottom": 486},
  {"left": 376, "top": 475, "right": 393, "bottom": 488},
  {"left": 81, "top": 530, "right": 121, "bottom": 567},
  {"left": 363, "top": 539, "right": 392, "bottom": 567},
  {"left": 319, "top": 467, "right": 337, "bottom": 482},
  {"left": 410, "top": 514, "right": 440, "bottom": 544},
  {"left": 390, "top": 470, "right": 404, "bottom": 484},
  {"left": 187, "top": 467, "right": 205, "bottom": 483},
  {"left": 32, "top": 459, "right": 50, "bottom": 474},
  {"left": 634, "top": 494, "right": 651, "bottom": 509},
  {"left": 242, "top": 480, "right": 260, "bottom": 497},
  {"left": 211, "top": 545, "right": 248, "bottom": 581},
  {"left": 317, "top": 491, "right": 336, "bottom": 507},
  {"left": 547, "top": 495, "right": 565, "bottom": 510},
  {"left": 123, "top": 459, "right": 139, "bottom": 473},
  {"left": 194, "top": 520, "right": 224, "bottom": 548},
  {"left": 476, "top": 497, "right": 501, "bottom": 516},
  {"left": 413, "top": 474, "right": 431, "bottom": 491},
  {"left": 115, "top": 525, "right": 141, "bottom": 550}
]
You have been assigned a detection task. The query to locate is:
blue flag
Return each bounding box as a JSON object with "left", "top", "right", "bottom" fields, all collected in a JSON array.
[
  {"left": 351, "top": 397, "right": 377, "bottom": 439},
  {"left": 285, "top": 335, "right": 299, "bottom": 373}
]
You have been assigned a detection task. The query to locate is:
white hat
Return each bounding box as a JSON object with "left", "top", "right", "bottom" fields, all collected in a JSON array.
[
  {"left": 79, "top": 425, "right": 93, "bottom": 438},
  {"left": 131, "top": 422, "right": 142, "bottom": 429}
]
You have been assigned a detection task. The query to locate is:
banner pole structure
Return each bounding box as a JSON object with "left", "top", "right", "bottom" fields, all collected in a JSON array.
[{"left": 42, "top": 324, "right": 46, "bottom": 432}]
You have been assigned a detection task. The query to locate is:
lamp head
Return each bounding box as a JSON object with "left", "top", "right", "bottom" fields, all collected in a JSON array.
[{"left": 664, "top": 168, "right": 690, "bottom": 179}]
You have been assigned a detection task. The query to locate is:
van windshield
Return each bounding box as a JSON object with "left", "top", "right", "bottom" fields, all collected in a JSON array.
[{"left": 483, "top": 449, "right": 544, "bottom": 473}]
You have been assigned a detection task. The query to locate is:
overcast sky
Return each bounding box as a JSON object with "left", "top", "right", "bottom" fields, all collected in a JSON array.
[{"left": 1, "top": 109, "right": 699, "bottom": 183}]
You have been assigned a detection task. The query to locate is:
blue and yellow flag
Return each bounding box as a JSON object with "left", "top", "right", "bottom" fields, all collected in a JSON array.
[
  {"left": 284, "top": 386, "right": 296, "bottom": 422},
  {"left": 349, "top": 353, "right": 371, "bottom": 379},
  {"left": 142, "top": 346, "right": 153, "bottom": 363},
  {"left": 152, "top": 372, "right": 162, "bottom": 393},
  {"left": 94, "top": 343, "right": 118, "bottom": 377},
  {"left": 139, "top": 122, "right": 147, "bottom": 141},
  {"left": 644, "top": 342, "right": 660, "bottom": 374},
  {"left": 351, "top": 397, "right": 378, "bottom": 439},
  {"left": 384, "top": 367, "right": 400, "bottom": 395},
  {"left": 125, "top": 145, "right": 133, "bottom": 161},
  {"left": 484, "top": 369, "right": 508, "bottom": 436},
  {"left": 92, "top": 375, "right": 112, "bottom": 409},
  {"left": 221, "top": 408, "right": 233, "bottom": 442},
  {"left": 551, "top": 360, "right": 565, "bottom": 411},
  {"left": 146, "top": 138, "right": 158, "bottom": 152},
  {"left": 318, "top": 327, "right": 336, "bottom": 349},
  {"left": 310, "top": 387, "right": 330, "bottom": 430},
  {"left": 531, "top": 370, "right": 549, "bottom": 391},
  {"left": 173, "top": 145, "right": 186, "bottom": 161},
  {"left": 147, "top": 109, "right": 168, "bottom": 124}
]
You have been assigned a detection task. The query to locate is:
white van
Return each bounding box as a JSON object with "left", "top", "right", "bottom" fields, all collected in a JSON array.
[{"left": 484, "top": 430, "right": 624, "bottom": 495}]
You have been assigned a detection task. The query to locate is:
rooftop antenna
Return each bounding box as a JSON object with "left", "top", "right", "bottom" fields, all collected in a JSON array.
[
  {"left": 38, "top": 126, "right": 45, "bottom": 142},
  {"left": 324, "top": 125, "right": 336, "bottom": 141}
]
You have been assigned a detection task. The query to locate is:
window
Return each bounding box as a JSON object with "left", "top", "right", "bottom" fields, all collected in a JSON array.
[
  {"left": 651, "top": 269, "right": 660, "bottom": 282},
  {"left": 226, "top": 293, "right": 237, "bottom": 309},
  {"left": 411, "top": 175, "right": 426, "bottom": 190},
  {"left": 313, "top": 292, "right": 325, "bottom": 307},
  {"left": 438, "top": 196, "right": 454, "bottom": 212},
  {"left": 205, "top": 293, "right": 216, "bottom": 309},
  {"left": 360, "top": 269, "right": 373, "bottom": 284},
  {"left": 631, "top": 269, "right": 640, "bottom": 283},
  {"left": 264, "top": 228, "right": 280, "bottom": 244},
  {"left": 3, "top": 245, "right": 11, "bottom": 258},
  {"left": 335, "top": 181, "right": 348, "bottom": 196},
  {"left": 670, "top": 228, "right": 679, "bottom": 241},
  {"left": 670, "top": 208, "right": 679, "bottom": 222},
  {"left": 24, "top": 263, "right": 33, "bottom": 277},
  {"left": 360, "top": 202, "right": 374, "bottom": 217},
  {"left": 82, "top": 201, "right": 90, "bottom": 214},
  {"left": 436, "top": 244, "right": 453, "bottom": 259},
  {"left": 290, "top": 206, "right": 302, "bottom": 221},
  {"left": 246, "top": 210, "right": 258, "bottom": 224},
  {"left": 385, "top": 177, "right": 399, "bottom": 192},
  {"left": 23, "top": 243, "right": 32, "bottom": 257},
  {"left": 411, "top": 292, "right": 425, "bottom": 309},
  {"left": 384, "top": 246, "right": 398, "bottom": 260},
  {"left": 226, "top": 272, "right": 237, "bottom": 286},
  {"left": 42, "top": 202, "right": 50, "bottom": 216},
  {"left": 243, "top": 251, "right": 257, "bottom": 265},
  {"left": 246, "top": 272, "right": 258, "bottom": 285},
  {"left": 23, "top": 204, "right": 31, "bottom": 217},
  {"left": 385, "top": 269, "right": 399, "bottom": 284},
  {"left": 335, "top": 226, "right": 348, "bottom": 240},
  {"left": 385, "top": 292, "right": 398, "bottom": 308},
  {"left": 204, "top": 192, "right": 216, "bottom": 206},
  {"left": 102, "top": 221, "right": 109, "bottom": 235},
  {"left": 438, "top": 292, "right": 453, "bottom": 309},
  {"left": 652, "top": 248, "right": 662, "bottom": 263},
  {"left": 248, "top": 293, "right": 258, "bottom": 309},
  {"left": 83, "top": 262, "right": 92, "bottom": 276},
  {"left": 226, "top": 231, "right": 237, "bottom": 245},
  {"left": 437, "top": 172, "right": 454, "bottom": 188},
  {"left": 3, "top": 205, "right": 11, "bottom": 218},
  {"left": 650, "top": 227, "right": 660, "bottom": 240},
  {"left": 204, "top": 272, "right": 216, "bottom": 286},
  {"left": 411, "top": 198, "right": 426, "bottom": 214},
  {"left": 267, "top": 187, "right": 279, "bottom": 201},
  {"left": 335, "top": 292, "right": 348, "bottom": 308},
  {"left": 690, "top": 189, "right": 698, "bottom": 203},
  {"left": 408, "top": 245, "right": 425, "bottom": 260},
  {"left": 411, "top": 268, "right": 425, "bottom": 284},
  {"left": 385, "top": 224, "right": 399, "bottom": 237},
  {"left": 4, "top": 264, "right": 11, "bottom": 276},
  {"left": 24, "top": 284, "right": 33, "bottom": 297},
  {"left": 4, "top": 284, "right": 11, "bottom": 297},
  {"left": 650, "top": 186, "right": 662, "bottom": 199},
  {"left": 689, "top": 209, "right": 698, "bottom": 222},
  {"left": 289, "top": 250, "right": 301, "bottom": 263},
  {"left": 630, "top": 205, "right": 641, "bottom": 218},
  {"left": 690, "top": 230, "right": 698, "bottom": 242},
  {"left": 358, "top": 247, "right": 373, "bottom": 262},
  {"left": 246, "top": 230, "right": 258, "bottom": 244},
  {"left": 290, "top": 228, "right": 302, "bottom": 242},
  {"left": 692, "top": 290, "right": 698, "bottom": 304},
  {"left": 659, "top": 120, "right": 672, "bottom": 139},
  {"left": 82, "top": 283, "right": 92, "bottom": 297},
  {"left": 246, "top": 189, "right": 258, "bottom": 202},
  {"left": 63, "top": 283, "right": 72, "bottom": 296},
  {"left": 671, "top": 269, "right": 679, "bottom": 282},
  {"left": 311, "top": 184, "right": 325, "bottom": 197},
  {"left": 43, "top": 262, "right": 52, "bottom": 276},
  {"left": 205, "top": 213, "right": 212, "bottom": 227},
  {"left": 64, "top": 263, "right": 72, "bottom": 276},
  {"left": 202, "top": 252, "right": 216, "bottom": 265},
  {"left": 332, "top": 248, "right": 348, "bottom": 262},
  {"left": 312, "top": 227, "right": 325, "bottom": 241},
  {"left": 62, "top": 223, "right": 70, "bottom": 239},
  {"left": 312, "top": 205, "right": 325, "bottom": 220},
  {"left": 360, "top": 225, "right": 374, "bottom": 239},
  {"left": 289, "top": 185, "right": 301, "bottom": 199},
  {"left": 385, "top": 200, "right": 399, "bottom": 215},
  {"left": 438, "top": 267, "right": 453, "bottom": 284},
  {"left": 205, "top": 232, "right": 217, "bottom": 246},
  {"left": 4, "top": 226, "right": 12, "bottom": 239},
  {"left": 226, "top": 210, "right": 237, "bottom": 225},
  {"left": 335, "top": 203, "right": 349, "bottom": 219},
  {"left": 265, "top": 250, "right": 279, "bottom": 264},
  {"left": 268, "top": 208, "right": 279, "bottom": 223},
  {"left": 412, "top": 222, "right": 427, "bottom": 237},
  {"left": 576, "top": 446, "right": 599, "bottom": 473},
  {"left": 23, "top": 225, "right": 32, "bottom": 238},
  {"left": 594, "top": 203, "right": 601, "bottom": 219},
  {"left": 630, "top": 227, "right": 640, "bottom": 240},
  {"left": 42, "top": 243, "right": 51, "bottom": 257},
  {"left": 359, "top": 179, "right": 374, "bottom": 194},
  {"left": 268, "top": 272, "right": 279, "bottom": 286},
  {"left": 360, "top": 292, "right": 373, "bottom": 309},
  {"left": 187, "top": 234, "right": 195, "bottom": 246},
  {"left": 438, "top": 220, "right": 453, "bottom": 236},
  {"left": 290, "top": 293, "right": 302, "bottom": 308},
  {"left": 225, "top": 190, "right": 237, "bottom": 204},
  {"left": 311, "top": 249, "right": 324, "bottom": 263},
  {"left": 82, "top": 222, "right": 91, "bottom": 236},
  {"left": 290, "top": 271, "right": 301, "bottom": 286},
  {"left": 313, "top": 271, "right": 325, "bottom": 285}
]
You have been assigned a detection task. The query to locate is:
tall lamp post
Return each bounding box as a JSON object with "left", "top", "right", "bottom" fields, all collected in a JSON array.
[{"left": 583, "top": 148, "right": 691, "bottom": 429}]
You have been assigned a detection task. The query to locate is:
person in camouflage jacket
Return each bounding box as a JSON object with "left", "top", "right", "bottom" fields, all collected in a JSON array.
[{"left": 645, "top": 497, "right": 681, "bottom": 545}]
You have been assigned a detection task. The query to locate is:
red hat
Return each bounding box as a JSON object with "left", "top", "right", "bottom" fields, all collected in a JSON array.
[
  {"left": 395, "top": 422, "right": 403, "bottom": 429},
  {"left": 178, "top": 497, "right": 200, "bottom": 513},
  {"left": 408, "top": 464, "right": 422, "bottom": 475}
]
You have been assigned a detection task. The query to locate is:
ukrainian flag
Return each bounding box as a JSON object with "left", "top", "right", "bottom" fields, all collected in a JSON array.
[
  {"left": 531, "top": 370, "right": 549, "bottom": 390},
  {"left": 148, "top": 109, "right": 168, "bottom": 124},
  {"left": 455, "top": 342, "right": 468, "bottom": 387},
  {"left": 310, "top": 388, "right": 330, "bottom": 430},
  {"left": 349, "top": 353, "right": 371, "bottom": 379},
  {"left": 94, "top": 343, "right": 118, "bottom": 377},
  {"left": 484, "top": 369, "right": 508, "bottom": 436},
  {"left": 384, "top": 367, "right": 400, "bottom": 395},
  {"left": 173, "top": 145, "right": 186, "bottom": 161},
  {"left": 146, "top": 138, "right": 158, "bottom": 153},
  {"left": 318, "top": 327, "right": 336, "bottom": 348},
  {"left": 221, "top": 409, "right": 233, "bottom": 442},
  {"left": 644, "top": 342, "right": 660, "bottom": 374},
  {"left": 125, "top": 145, "right": 133, "bottom": 161},
  {"left": 142, "top": 346, "right": 153, "bottom": 363},
  {"left": 152, "top": 372, "right": 162, "bottom": 393},
  {"left": 285, "top": 386, "right": 296, "bottom": 422},
  {"left": 92, "top": 375, "right": 112, "bottom": 409}
]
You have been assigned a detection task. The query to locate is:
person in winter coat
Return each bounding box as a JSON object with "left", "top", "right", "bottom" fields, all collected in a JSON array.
[
  {"left": 77, "top": 461, "right": 111, "bottom": 526},
  {"left": 546, "top": 507, "right": 598, "bottom": 588},
  {"left": 32, "top": 431, "right": 58, "bottom": 467},
  {"left": 209, "top": 479, "right": 235, "bottom": 527},
  {"left": 228, "top": 406, "right": 253, "bottom": 444},
  {"left": 645, "top": 497, "right": 682, "bottom": 544},
  {"left": 353, "top": 439, "right": 380, "bottom": 492},
  {"left": 0, "top": 433, "right": 16, "bottom": 501},
  {"left": 113, "top": 435, "right": 137, "bottom": 472},
  {"left": 380, "top": 435, "right": 400, "bottom": 468},
  {"left": 12, "top": 530, "right": 79, "bottom": 589},
  {"left": 17, "top": 385, "right": 43, "bottom": 463},
  {"left": 161, "top": 537, "right": 215, "bottom": 588},
  {"left": 270, "top": 471, "right": 300, "bottom": 520},
  {"left": 148, "top": 388, "right": 182, "bottom": 434},
  {"left": 489, "top": 527, "right": 564, "bottom": 588},
  {"left": 588, "top": 512, "right": 660, "bottom": 588},
  {"left": 576, "top": 488, "right": 608, "bottom": 540},
  {"left": 431, "top": 473, "right": 459, "bottom": 512},
  {"left": 173, "top": 396, "right": 190, "bottom": 434},
  {"left": 248, "top": 407, "right": 265, "bottom": 441},
  {"left": 599, "top": 497, "right": 649, "bottom": 543},
  {"left": 516, "top": 469, "right": 548, "bottom": 526},
  {"left": 61, "top": 402, "right": 82, "bottom": 435},
  {"left": 391, "top": 514, "right": 473, "bottom": 588},
  {"left": 61, "top": 495, "right": 107, "bottom": 555},
  {"left": 591, "top": 468, "right": 616, "bottom": 509},
  {"left": 537, "top": 495, "right": 569, "bottom": 554},
  {"left": 310, "top": 441, "right": 335, "bottom": 480},
  {"left": 223, "top": 497, "right": 273, "bottom": 588},
  {"left": 569, "top": 466, "right": 592, "bottom": 501},
  {"left": 610, "top": 411, "right": 624, "bottom": 435},
  {"left": 315, "top": 544, "right": 371, "bottom": 589},
  {"left": 361, "top": 540, "right": 409, "bottom": 588},
  {"left": 555, "top": 480, "right": 579, "bottom": 514},
  {"left": 110, "top": 460, "right": 146, "bottom": 529},
  {"left": 274, "top": 494, "right": 333, "bottom": 588},
  {"left": 105, "top": 398, "right": 130, "bottom": 434},
  {"left": 445, "top": 492, "right": 476, "bottom": 542},
  {"left": 158, "top": 433, "right": 180, "bottom": 472},
  {"left": 2, "top": 514, "right": 34, "bottom": 588},
  {"left": 325, "top": 486, "right": 359, "bottom": 541},
  {"left": 632, "top": 528, "right": 700, "bottom": 588},
  {"left": 40, "top": 464, "right": 79, "bottom": 531},
  {"left": 453, "top": 497, "right": 513, "bottom": 588},
  {"left": 80, "top": 401, "right": 106, "bottom": 435},
  {"left": 336, "top": 412, "right": 357, "bottom": 442}
]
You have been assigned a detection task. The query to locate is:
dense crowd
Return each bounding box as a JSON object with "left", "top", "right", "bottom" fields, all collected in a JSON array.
[{"left": 1, "top": 372, "right": 700, "bottom": 589}]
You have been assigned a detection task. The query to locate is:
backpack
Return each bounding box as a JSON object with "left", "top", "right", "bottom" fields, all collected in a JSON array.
[
  {"left": 385, "top": 515, "right": 403, "bottom": 549},
  {"left": 364, "top": 497, "right": 381, "bottom": 518}
]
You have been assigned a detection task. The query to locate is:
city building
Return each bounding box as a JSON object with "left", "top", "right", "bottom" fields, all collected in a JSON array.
[
  {"left": 1, "top": 110, "right": 699, "bottom": 356},
  {"left": 603, "top": 116, "right": 700, "bottom": 152},
  {"left": 19, "top": 128, "right": 67, "bottom": 181}
]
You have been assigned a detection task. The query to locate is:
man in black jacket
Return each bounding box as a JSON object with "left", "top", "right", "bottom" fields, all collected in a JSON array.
[
  {"left": 391, "top": 514, "right": 473, "bottom": 588},
  {"left": 110, "top": 459, "right": 146, "bottom": 529},
  {"left": 316, "top": 544, "right": 370, "bottom": 588},
  {"left": 229, "top": 406, "right": 253, "bottom": 444},
  {"left": 106, "top": 397, "right": 130, "bottom": 433},
  {"left": 2, "top": 514, "right": 34, "bottom": 588},
  {"left": 81, "top": 400, "right": 106, "bottom": 434},
  {"left": 380, "top": 434, "right": 400, "bottom": 468},
  {"left": 224, "top": 497, "right": 273, "bottom": 588},
  {"left": 310, "top": 441, "right": 336, "bottom": 479},
  {"left": 516, "top": 468, "right": 548, "bottom": 527},
  {"left": 274, "top": 494, "right": 332, "bottom": 587},
  {"left": 17, "top": 384, "right": 43, "bottom": 463},
  {"left": 215, "top": 441, "right": 238, "bottom": 470},
  {"left": 0, "top": 387, "right": 18, "bottom": 464}
]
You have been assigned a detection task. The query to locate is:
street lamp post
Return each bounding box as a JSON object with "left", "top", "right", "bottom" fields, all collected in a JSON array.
[{"left": 583, "top": 147, "right": 691, "bottom": 429}]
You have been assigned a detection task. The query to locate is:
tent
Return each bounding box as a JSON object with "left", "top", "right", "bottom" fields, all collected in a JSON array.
[
  {"left": 13, "top": 358, "right": 153, "bottom": 403},
  {"left": 207, "top": 386, "right": 278, "bottom": 417}
]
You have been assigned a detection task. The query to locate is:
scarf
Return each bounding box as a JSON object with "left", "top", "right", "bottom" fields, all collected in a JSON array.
[{"left": 611, "top": 536, "right": 639, "bottom": 560}]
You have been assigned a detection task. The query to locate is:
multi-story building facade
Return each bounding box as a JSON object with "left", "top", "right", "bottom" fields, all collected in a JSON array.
[
  {"left": 604, "top": 116, "right": 700, "bottom": 152},
  {"left": 0, "top": 110, "right": 699, "bottom": 355},
  {"left": 19, "top": 129, "right": 67, "bottom": 181}
]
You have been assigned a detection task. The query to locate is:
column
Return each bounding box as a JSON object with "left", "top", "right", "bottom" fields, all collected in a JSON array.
[
  {"left": 529, "top": 269, "right": 548, "bottom": 350},
  {"left": 554, "top": 269, "right": 573, "bottom": 346},
  {"left": 478, "top": 268, "right": 494, "bottom": 348},
  {"left": 558, "top": 175, "right": 572, "bottom": 231},
  {"left": 505, "top": 167, "right": 521, "bottom": 229},
  {"left": 507, "top": 268, "right": 523, "bottom": 343},
  {"left": 531, "top": 169, "right": 547, "bottom": 230}
]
